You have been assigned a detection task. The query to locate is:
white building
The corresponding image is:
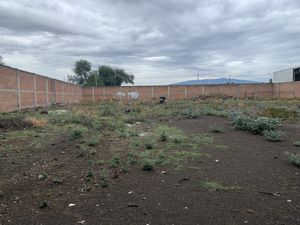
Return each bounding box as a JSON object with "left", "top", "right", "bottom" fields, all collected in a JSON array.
[{"left": 273, "top": 66, "right": 300, "bottom": 83}]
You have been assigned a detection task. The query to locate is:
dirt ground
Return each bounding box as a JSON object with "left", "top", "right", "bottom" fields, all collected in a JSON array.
[{"left": 0, "top": 110, "right": 300, "bottom": 225}]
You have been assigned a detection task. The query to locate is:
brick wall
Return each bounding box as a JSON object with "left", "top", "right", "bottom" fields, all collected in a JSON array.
[
  {"left": 83, "top": 83, "right": 275, "bottom": 102},
  {"left": 1, "top": 64, "right": 300, "bottom": 112},
  {"left": 0, "top": 65, "right": 83, "bottom": 112}
]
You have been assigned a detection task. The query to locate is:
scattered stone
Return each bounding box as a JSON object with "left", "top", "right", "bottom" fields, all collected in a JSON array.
[
  {"left": 51, "top": 177, "right": 64, "bottom": 185},
  {"left": 77, "top": 220, "right": 85, "bottom": 224},
  {"left": 38, "top": 174, "right": 47, "bottom": 180},
  {"left": 128, "top": 203, "right": 138, "bottom": 207},
  {"left": 258, "top": 191, "right": 280, "bottom": 196},
  {"left": 139, "top": 132, "right": 148, "bottom": 137},
  {"left": 39, "top": 201, "right": 48, "bottom": 209},
  {"left": 136, "top": 122, "right": 141, "bottom": 125},
  {"left": 141, "top": 195, "right": 146, "bottom": 200},
  {"left": 184, "top": 206, "right": 188, "bottom": 210},
  {"left": 161, "top": 171, "right": 167, "bottom": 174},
  {"left": 179, "top": 178, "right": 190, "bottom": 182},
  {"left": 215, "top": 159, "right": 220, "bottom": 163},
  {"left": 287, "top": 199, "right": 292, "bottom": 203},
  {"left": 126, "top": 123, "right": 132, "bottom": 127},
  {"left": 128, "top": 191, "right": 133, "bottom": 194},
  {"left": 89, "top": 150, "right": 96, "bottom": 155},
  {"left": 246, "top": 209, "right": 255, "bottom": 214},
  {"left": 0, "top": 135, "right": 6, "bottom": 139},
  {"left": 68, "top": 203, "right": 76, "bottom": 207}
]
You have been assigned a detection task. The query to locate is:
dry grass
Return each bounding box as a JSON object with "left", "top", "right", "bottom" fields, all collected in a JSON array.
[{"left": 25, "top": 117, "right": 48, "bottom": 128}]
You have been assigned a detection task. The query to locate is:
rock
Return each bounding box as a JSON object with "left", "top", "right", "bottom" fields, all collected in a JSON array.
[
  {"left": 39, "top": 201, "right": 48, "bottom": 208},
  {"left": 128, "top": 203, "right": 138, "bottom": 207},
  {"left": 0, "top": 135, "right": 6, "bottom": 139},
  {"left": 68, "top": 203, "right": 76, "bottom": 207},
  {"left": 287, "top": 199, "right": 292, "bottom": 202},
  {"left": 38, "top": 174, "right": 47, "bottom": 180},
  {"left": 246, "top": 209, "right": 255, "bottom": 214},
  {"left": 77, "top": 221, "right": 85, "bottom": 224},
  {"left": 161, "top": 171, "right": 167, "bottom": 174},
  {"left": 215, "top": 159, "right": 220, "bottom": 163}
]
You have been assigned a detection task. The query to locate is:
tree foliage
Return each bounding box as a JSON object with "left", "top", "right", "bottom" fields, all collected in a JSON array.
[
  {"left": 68, "top": 60, "right": 91, "bottom": 85},
  {"left": 69, "top": 59, "right": 134, "bottom": 86},
  {"left": 0, "top": 56, "right": 5, "bottom": 65}
]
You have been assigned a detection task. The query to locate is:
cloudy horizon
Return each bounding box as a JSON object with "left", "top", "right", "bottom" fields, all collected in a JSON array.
[{"left": 0, "top": 0, "right": 300, "bottom": 85}]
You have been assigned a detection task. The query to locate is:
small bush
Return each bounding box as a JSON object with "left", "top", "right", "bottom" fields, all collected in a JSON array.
[
  {"left": 25, "top": 117, "right": 48, "bottom": 128},
  {"left": 209, "top": 124, "right": 223, "bottom": 133},
  {"left": 182, "top": 109, "right": 200, "bottom": 119},
  {"left": 109, "top": 154, "right": 121, "bottom": 168},
  {"left": 144, "top": 141, "right": 154, "bottom": 150},
  {"left": 231, "top": 115, "right": 281, "bottom": 134},
  {"left": 85, "top": 136, "right": 99, "bottom": 146},
  {"left": 160, "top": 131, "right": 168, "bottom": 142},
  {"left": 260, "top": 108, "right": 298, "bottom": 121},
  {"left": 142, "top": 159, "right": 155, "bottom": 171},
  {"left": 99, "top": 171, "right": 109, "bottom": 187},
  {"left": 287, "top": 153, "right": 300, "bottom": 167},
  {"left": 263, "top": 130, "right": 284, "bottom": 142},
  {"left": 70, "top": 127, "right": 87, "bottom": 139}
]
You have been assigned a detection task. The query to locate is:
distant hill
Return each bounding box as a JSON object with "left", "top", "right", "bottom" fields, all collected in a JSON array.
[{"left": 172, "top": 78, "right": 259, "bottom": 85}]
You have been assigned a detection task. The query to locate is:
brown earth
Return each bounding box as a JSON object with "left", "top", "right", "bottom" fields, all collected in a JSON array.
[{"left": 0, "top": 116, "right": 299, "bottom": 225}]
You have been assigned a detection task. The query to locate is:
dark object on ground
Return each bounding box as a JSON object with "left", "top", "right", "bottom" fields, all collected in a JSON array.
[
  {"left": 159, "top": 96, "right": 166, "bottom": 104},
  {"left": 39, "top": 201, "right": 48, "bottom": 208},
  {"left": 40, "top": 110, "right": 48, "bottom": 115},
  {"left": 124, "top": 107, "right": 132, "bottom": 113}
]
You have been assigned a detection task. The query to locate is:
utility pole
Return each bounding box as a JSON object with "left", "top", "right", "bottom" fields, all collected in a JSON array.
[{"left": 228, "top": 75, "right": 231, "bottom": 84}]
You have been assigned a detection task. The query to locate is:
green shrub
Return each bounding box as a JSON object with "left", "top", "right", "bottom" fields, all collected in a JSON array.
[
  {"left": 99, "top": 171, "right": 109, "bottom": 187},
  {"left": 287, "top": 153, "right": 300, "bottom": 167},
  {"left": 231, "top": 116, "right": 281, "bottom": 134},
  {"left": 144, "top": 141, "right": 154, "bottom": 150},
  {"left": 109, "top": 153, "right": 121, "bottom": 168},
  {"left": 182, "top": 109, "right": 200, "bottom": 119},
  {"left": 85, "top": 135, "right": 100, "bottom": 146},
  {"left": 209, "top": 124, "right": 223, "bottom": 133},
  {"left": 263, "top": 130, "right": 284, "bottom": 142},
  {"left": 160, "top": 131, "right": 168, "bottom": 142},
  {"left": 260, "top": 108, "right": 298, "bottom": 121},
  {"left": 142, "top": 159, "right": 155, "bottom": 171},
  {"left": 70, "top": 127, "right": 87, "bottom": 139}
]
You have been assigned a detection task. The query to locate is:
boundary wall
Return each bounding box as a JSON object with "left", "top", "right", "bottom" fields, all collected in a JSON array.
[{"left": 1, "top": 65, "right": 300, "bottom": 112}]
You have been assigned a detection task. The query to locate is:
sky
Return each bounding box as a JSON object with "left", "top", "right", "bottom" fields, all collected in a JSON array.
[{"left": 0, "top": 0, "right": 300, "bottom": 85}]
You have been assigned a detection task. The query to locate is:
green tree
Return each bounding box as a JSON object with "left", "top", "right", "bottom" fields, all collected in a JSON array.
[
  {"left": 68, "top": 60, "right": 134, "bottom": 86},
  {"left": 68, "top": 60, "right": 91, "bottom": 85},
  {"left": 0, "top": 56, "right": 5, "bottom": 65},
  {"left": 98, "top": 65, "right": 134, "bottom": 86}
]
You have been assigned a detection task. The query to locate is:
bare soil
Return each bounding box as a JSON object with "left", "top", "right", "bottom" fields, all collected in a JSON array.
[{"left": 0, "top": 116, "right": 299, "bottom": 225}]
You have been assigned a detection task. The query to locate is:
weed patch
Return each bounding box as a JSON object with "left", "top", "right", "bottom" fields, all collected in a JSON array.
[
  {"left": 287, "top": 153, "right": 300, "bottom": 167},
  {"left": 202, "top": 181, "right": 241, "bottom": 191}
]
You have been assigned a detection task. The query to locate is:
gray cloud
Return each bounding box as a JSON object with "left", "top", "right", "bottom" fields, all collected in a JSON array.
[{"left": 0, "top": 0, "right": 300, "bottom": 84}]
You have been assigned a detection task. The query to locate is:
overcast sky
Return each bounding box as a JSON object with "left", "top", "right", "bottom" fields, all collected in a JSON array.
[{"left": 1, "top": 0, "right": 300, "bottom": 85}]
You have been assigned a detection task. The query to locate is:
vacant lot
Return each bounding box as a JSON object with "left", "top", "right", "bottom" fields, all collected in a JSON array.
[{"left": 0, "top": 97, "right": 300, "bottom": 225}]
